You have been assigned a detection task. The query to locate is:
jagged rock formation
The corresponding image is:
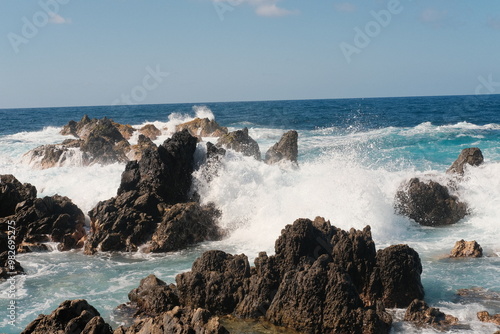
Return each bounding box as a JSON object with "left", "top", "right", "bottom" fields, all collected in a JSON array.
[
  {"left": 395, "top": 178, "right": 468, "bottom": 226},
  {"left": 128, "top": 134, "right": 157, "bottom": 161},
  {"left": 265, "top": 130, "right": 298, "bottom": 164},
  {"left": 447, "top": 147, "right": 484, "bottom": 175},
  {"left": 85, "top": 130, "right": 223, "bottom": 254},
  {"left": 450, "top": 239, "right": 483, "bottom": 258},
  {"left": 216, "top": 127, "right": 261, "bottom": 160},
  {"left": 0, "top": 175, "right": 85, "bottom": 252},
  {"left": 21, "top": 299, "right": 113, "bottom": 334},
  {"left": 404, "top": 299, "right": 459, "bottom": 331},
  {"left": 176, "top": 118, "right": 228, "bottom": 138},
  {"left": 477, "top": 311, "right": 500, "bottom": 326},
  {"left": 139, "top": 124, "right": 161, "bottom": 140}
]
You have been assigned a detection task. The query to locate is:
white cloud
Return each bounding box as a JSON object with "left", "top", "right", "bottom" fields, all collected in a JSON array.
[
  {"left": 49, "top": 13, "right": 71, "bottom": 24},
  {"left": 213, "top": 0, "right": 297, "bottom": 17},
  {"left": 334, "top": 2, "right": 357, "bottom": 13}
]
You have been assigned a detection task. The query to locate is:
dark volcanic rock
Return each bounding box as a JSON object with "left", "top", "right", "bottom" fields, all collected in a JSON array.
[
  {"left": 216, "top": 127, "right": 261, "bottom": 160},
  {"left": 176, "top": 118, "right": 228, "bottom": 138},
  {"left": 86, "top": 130, "right": 222, "bottom": 254},
  {"left": 147, "top": 202, "right": 222, "bottom": 253},
  {"left": 450, "top": 239, "right": 483, "bottom": 258},
  {"left": 265, "top": 130, "right": 298, "bottom": 164},
  {"left": 447, "top": 147, "right": 484, "bottom": 175},
  {"left": 0, "top": 175, "right": 85, "bottom": 252},
  {"left": 21, "top": 299, "right": 113, "bottom": 334},
  {"left": 127, "top": 274, "right": 179, "bottom": 317},
  {"left": 395, "top": 178, "right": 468, "bottom": 226},
  {"left": 376, "top": 244, "right": 424, "bottom": 308},
  {"left": 129, "top": 134, "right": 157, "bottom": 161},
  {"left": 0, "top": 250, "right": 25, "bottom": 279},
  {"left": 114, "top": 306, "right": 229, "bottom": 334},
  {"left": 177, "top": 250, "right": 251, "bottom": 315},
  {"left": 404, "top": 299, "right": 459, "bottom": 331}
]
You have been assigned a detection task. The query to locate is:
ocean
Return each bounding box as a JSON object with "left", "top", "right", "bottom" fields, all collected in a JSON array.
[{"left": 0, "top": 95, "right": 499, "bottom": 333}]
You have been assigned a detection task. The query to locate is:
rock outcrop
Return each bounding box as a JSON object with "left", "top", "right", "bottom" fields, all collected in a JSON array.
[
  {"left": 176, "top": 118, "right": 228, "bottom": 138},
  {"left": 25, "top": 116, "right": 131, "bottom": 168},
  {"left": 21, "top": 299, "right": 113, "bottom": 334},
  {"left": 139, "top": 124, "right": 161, "bottom": 140},
  {"left": 404, "top": 299, "right": 459, "bottom": 331},
  {"left": 450, "top": 239, "right": 483, "bottom": 258},
  {"left": 447, "top": 147, "right": 484, "bottom": 175},
  {"left": 85, "top": 130, "right": 223, "bottom": 254},
  {"left": 173, "top": 217, "right": 424, "bottom": 333},
  {"left": 477, "top": 311, "right": 500, "bottom": 326},
  {"left": 0, "top": 175, "right": 85, "bottom": 252},
  {"left": 265, "top": 130, "right": 298, "bottom": 164},
  {"left": 128, "top": 135, "right": 156, "bottom": 161},
  {"left": 126, "top": 274, "right": 179, "bottom": 317},
  {"left": 395, "top": 178, "right": 468, "bottom": 226},
  {"left": 216, "top": 128, "right": 261, "bottom": 160}
]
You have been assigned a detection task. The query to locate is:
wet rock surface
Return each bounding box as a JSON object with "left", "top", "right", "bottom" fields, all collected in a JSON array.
[
  {"left": 450, "top": 239, "right": 483, "bottom": 258},
  {"left": 477, "top": 311, "right": 500, "bottom": 326},
  {"left": 265, "top": 130, "right": 298, "bottom": 165},
  {"left": 395, "top": 177, "right": 468, "bottom": 226},
  {"left": 447, "top": 147, "right": 484, "bottom": 175},
  {"left": 216, "top": 127, "right": 261, "bottom": 160},
  {"left": 404, "top": 299, "right": 459, "bottom": 331},
  {"left": 176, "top": 117, "right": 228, "bottom": 138},
  {"left": 139, "top": 124, "right": 161, "bottom": 140}
]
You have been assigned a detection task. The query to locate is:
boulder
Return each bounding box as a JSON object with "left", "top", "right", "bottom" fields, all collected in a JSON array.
[
  {"left": 0, "top": 176, "right": 85, "bottom": 252},
  {"left": 114, "top": 306, "right": 228, "bottom": 334},
  {"left": 139, "top": 124, "right": 161, "bottom": 140},
  {"left": 264, "top": 130, "right": 298, "bottom": 164},
  {"left": 395, "top": 178, "right": 468, "bottom": 226},
  {"left": 86, "top": 130, "right": 222, "bottom": 254},
  {"left": 447, "top": 147, "right": 484, "bottom": 175},
  {"left": 376, "top": 244, "right": 424, "bottom": 308},
  {"left": 147, "top": 202, "right": 222, "bottom": 253},
  {"left": 216, "top": 128, "right": 261, "bottom": 160},
  {"left": 404, "top": 299, "right": 458, "bottom": 331},
  {"left": 450, "top": 239, "right": 483, "bottom": 258},
  {"left": 176, "top": 250, "right": 251, "bottom": 315},
  {"left": 176, "top": 118, "right": 228, "bottom": 138},
  {"left": 22, "top": 140, "right": 87, "bottom": 169},
  {"left": 127, "top": 274, "right": 179, "bottom": 317},
  {"left": 477, "top": 311, "right": 500, "bottom": 325},
  {"left": 21, "top": 299, "right": 113, "bottom": 334}
]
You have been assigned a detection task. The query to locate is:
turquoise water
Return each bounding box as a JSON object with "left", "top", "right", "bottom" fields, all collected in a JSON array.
[{"left": 0, "top": 96, "right": 499, "bottom": 333}]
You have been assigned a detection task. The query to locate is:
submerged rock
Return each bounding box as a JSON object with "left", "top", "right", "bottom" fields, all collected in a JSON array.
[
  {"left": 216, "top": 127, "right": 261, "bottom": 160},
  {"left": 265, "top": 130, "right": 298, "bottom": 165},
  {"left": 176, "top": 117, "right": 228, "bottom": 138},
  {"left": 477, "top": 311, "right": 500, "bottom": 326},
  {"left": 404, "top": 299, "right": 459, "bottom": 331},
  {"left": 0, "top": 175, "right": 85, "bottom": 252},
  {"left": 447, "top": 147, "right": 484, "bottom": 175},
  {"left": 21, "top": 299, "right": 113, "bottom": 334},
  {"left": 395, "top": 178, "right": 468, "bottom": 226},
  {"left": 450, "top": 239, "right": 483, "bottom": 258},
  {"left": 85, "top": 130, "right": 223, "bottom": 254}
]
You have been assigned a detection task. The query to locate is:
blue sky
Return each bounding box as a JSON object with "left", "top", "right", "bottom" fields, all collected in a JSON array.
[{"left": 0, "top": 0, "right": 499, "bottom": 108}]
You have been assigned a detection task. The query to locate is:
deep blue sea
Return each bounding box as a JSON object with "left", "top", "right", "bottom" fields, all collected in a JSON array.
[{"left": 0, "top": 96, "right": 499, "bottom": 333}]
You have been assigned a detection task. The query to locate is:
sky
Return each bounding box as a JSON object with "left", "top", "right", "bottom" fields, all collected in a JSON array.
[{"left": 0, "top": 0, "right": 499, "bottom": 108}]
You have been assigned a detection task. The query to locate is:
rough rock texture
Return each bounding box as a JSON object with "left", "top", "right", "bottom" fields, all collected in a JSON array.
[
  {"left": 395, "top": 178, "right": 468, "bottom": 226},
  {"left": 376, "top": 245, "right": 424, "bottom": 308},
  {"left": 113, "top": 122, "right": 136, "bottom": 140},
  {"left": 404, "top": 299, "right": 458, "bottom": 331},
  {"left": 447, "top": 147, "right": 484, "bottom": 175},
  {"left": 176, "top": 118, "right": 228, "bottom": 138},
  {"left": 0, "top": 175, "right": 85, "bottom": 252},
  {"left": 450, "top": 239, "right": 483, "bottom": 258},
  {"left": 114, "top": 306, "right": 228, "bottom": 334},
  {"left": 139, "top": 124, "right": 161, "bottom": 140},
  {"left": 127, "top": 274, "right": 179, "bottom": 317},
  {"left": 477, "top": 311, "right": 500, "bottom": 325},
  {"left": 26, "top": 116, "right": 131, "bottom": 168},
  {"left": 85, "top": 130, "right": 222, "bottom": 254},
  {"left": 175, "top": 217, "right": 424, "bottom": 333},
  {"left": 0, "top": 250, "right": 25, "bottom": 279},
  {"left": 265, "top": 130, "right": 298, "bottom": 164},
  {"left": 21, "top": 299, "right": 113, "bottom": 334},
  {"left": 128, "top": 135, "right": 156, "bottom": 161},
  {"left": 147, "top": 202, "right": 222, "bottom": 253},
  {"left": 216, "top": 127, "right": 261, "bottom": 160}
]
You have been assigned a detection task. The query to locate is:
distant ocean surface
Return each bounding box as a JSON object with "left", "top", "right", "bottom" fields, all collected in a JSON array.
[{"left": 1, "top": 96, "right": 499, "bottom": 333}]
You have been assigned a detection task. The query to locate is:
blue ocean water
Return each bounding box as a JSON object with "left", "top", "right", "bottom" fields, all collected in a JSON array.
[{"left": 0, "top": 95, "right": 499, "bottom": 333}]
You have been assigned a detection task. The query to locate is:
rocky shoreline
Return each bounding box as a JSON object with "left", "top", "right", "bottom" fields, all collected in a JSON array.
[{"left": 1, "top": 116, "right": 498, "bottom": 333}]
